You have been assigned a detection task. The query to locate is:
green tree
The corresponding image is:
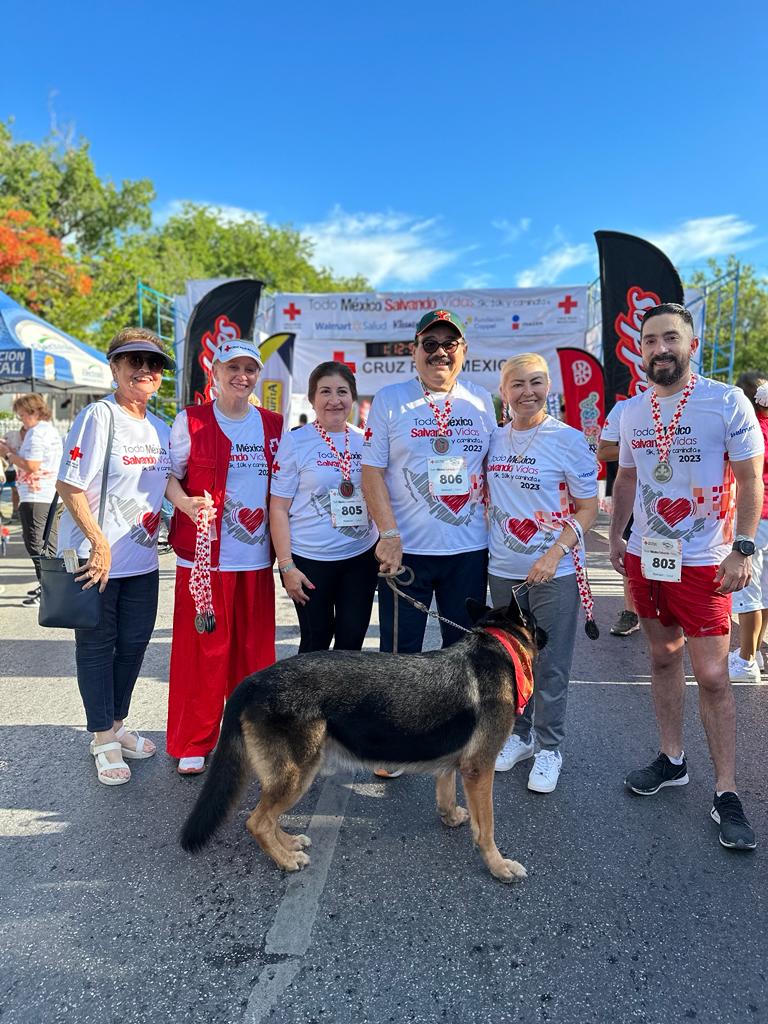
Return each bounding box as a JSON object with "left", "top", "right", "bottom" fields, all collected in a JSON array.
[
  {"left": 0, "top": 119, "right": 154, "bottom": 254},
  {"left": 688, "top": 256, "right": 768, "bottom": 379}
]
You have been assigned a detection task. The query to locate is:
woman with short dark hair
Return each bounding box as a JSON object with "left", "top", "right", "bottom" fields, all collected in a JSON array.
[
  {"left": 0, "top": 393, "right": 62, "bottom": 606},
  {"left": 270, "top": 360, "right": 379, "bottom": 652},
  {"left": 55, "top": 327, "right": 173, "bottom": 785}
]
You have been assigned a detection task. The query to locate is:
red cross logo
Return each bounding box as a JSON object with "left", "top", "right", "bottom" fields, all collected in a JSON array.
[
  {"left": 333, "top": 350, "right": 357, "bottom": 373},
  {"left": 224, "top": 345, "right": 232, "bottom": 351},
  {"left": 283, "top": 302, "right": 301, "bottom": 321},
  {"left": 69, "top": 446, "right": 83, "bottom": 461},
  {"left": 558, "top": 294, "right": 578, "bottom": 315},
  {"left": 273, "top": 460, "right": 281, "bottom": 473},
  {"left": 364, "top": 427, "right": 372, "bottom": 441}
]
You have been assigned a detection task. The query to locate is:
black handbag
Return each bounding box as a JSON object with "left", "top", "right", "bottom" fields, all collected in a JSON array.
[{"left": 38, "top": 403, "right": 115, "bottom": 629}]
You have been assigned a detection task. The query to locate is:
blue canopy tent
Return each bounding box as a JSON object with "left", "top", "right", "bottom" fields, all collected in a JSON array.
[{"left": 0, "top": 290, "right": 111, "bottom": 393}]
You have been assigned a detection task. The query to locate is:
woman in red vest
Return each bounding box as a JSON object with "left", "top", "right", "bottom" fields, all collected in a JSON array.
[{"left": 165, "top": 341, "right": 283, "bottom": 775}]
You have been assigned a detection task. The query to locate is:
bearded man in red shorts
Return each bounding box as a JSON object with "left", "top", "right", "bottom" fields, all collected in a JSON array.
[{"left": 609, "top": 303, "right": 764, "bottom": 850}]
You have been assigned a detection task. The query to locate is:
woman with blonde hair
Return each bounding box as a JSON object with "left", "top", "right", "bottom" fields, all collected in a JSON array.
[
  {"left": 0, "top": 393, "right": 62, "bottom": 606},
  {"left": 486, "top": 352, "right": 598, "bottom": 793}
]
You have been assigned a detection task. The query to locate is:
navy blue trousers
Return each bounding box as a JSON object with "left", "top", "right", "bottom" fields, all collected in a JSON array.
[
  {"left": 377, "top": 548, "right": 488, "bottom": 654},
  {"left": 74, "top": 570, "right": 159, "bottom": 732}
]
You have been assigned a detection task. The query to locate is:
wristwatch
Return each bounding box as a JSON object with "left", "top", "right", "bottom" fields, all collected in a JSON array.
[{"left": 732, "top": 536, "right": 756, "bottom": 557}]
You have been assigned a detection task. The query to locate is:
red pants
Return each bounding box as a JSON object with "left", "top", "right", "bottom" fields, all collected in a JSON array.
[{"left": 166, "top": 566, "right": 276, "bottom": 758}]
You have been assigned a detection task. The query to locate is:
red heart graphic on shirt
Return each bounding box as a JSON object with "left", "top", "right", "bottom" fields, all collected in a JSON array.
[
  {"left": 506, "top": 517, "right": 538, "bottom": 544},
  {"left": 656, "top": 497, "right": 695, "bottom": 527},
  {"left": 237, "top": 506, "right": 264, "bottom": 533},
  {"left": 439, "top": 493, "right": 471, "bottom": 514},
  {"left": 141, "top": 511, "right": 161, "bottom": 536}
]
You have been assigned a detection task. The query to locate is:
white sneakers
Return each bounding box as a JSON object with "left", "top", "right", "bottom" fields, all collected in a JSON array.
[
  {"left": 728, "top": 651, "right": 762, "bottom": 683},
  {"left": 527, "top": 750, "right": 563, "bottom": 793},
  {"left": 495, "top": 735, "right": 563, "bottom": 793},
  {"left": 495, "top": 734, "right": 534, "bottom": 772}
]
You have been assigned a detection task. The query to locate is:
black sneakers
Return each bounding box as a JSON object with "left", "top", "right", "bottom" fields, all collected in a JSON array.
[
  {"left": 711, "top": 792, "right": 757, "bottom": 850},
  {"left": 610, "top": 610, "right": 640, "bottom": 636},
  {"left": 624, "top": 752, "right": 689, "bottom": 795}
]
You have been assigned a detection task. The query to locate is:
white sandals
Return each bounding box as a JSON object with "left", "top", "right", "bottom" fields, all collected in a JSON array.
[
  {"left": 177, "top": 756, "right": 206, "bottom": 775},
  {"left": 115, "top": 725, "right": 156, "bottom": 760},
  {"left": 90, "top": 740, "right": 131, "bottom": 786}
]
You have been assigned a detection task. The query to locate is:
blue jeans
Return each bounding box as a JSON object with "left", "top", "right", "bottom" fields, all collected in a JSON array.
[
  {"left": 74, "top": 570, "right": 159, "bottom": 732},
  {"left": 378, "top": 548, "right": 488, "bottom": 653}
]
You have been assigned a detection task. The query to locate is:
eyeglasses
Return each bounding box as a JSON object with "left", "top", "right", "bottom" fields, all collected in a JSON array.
[
  {"left": 419, "top": 337, "right": 463, "bottom": 355},
  {"left": 120, "top": 353, "right": 166, "bottom": 372}
]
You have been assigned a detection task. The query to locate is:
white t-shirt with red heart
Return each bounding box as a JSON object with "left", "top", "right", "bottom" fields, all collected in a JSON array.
[
  {"left": 270, "top": 422, "right": 377, "bottom": 560},
  {"left": 57, "top": 397, "right": 171, "bottom": 577},
  {"left": 618, "top": 375, "right": 765, "bottom": 565},
  {"left": 362, "top": 377, "right": 496, "bottom": 555},
  {"left": 486, "top": 416, "right": 599, "bottom": 580},
  {"left": 170, "top": 403, "right": 271, "bottom": 571}
]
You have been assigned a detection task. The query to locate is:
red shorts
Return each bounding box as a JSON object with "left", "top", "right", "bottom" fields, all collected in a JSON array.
[{"left": 625, "top": 552, "right": 731, "bottom": 637}]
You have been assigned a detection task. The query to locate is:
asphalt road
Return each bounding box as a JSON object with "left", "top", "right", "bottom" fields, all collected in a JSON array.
[{"left": 1, "top": 523, "right": 766, "bottom": 1024}]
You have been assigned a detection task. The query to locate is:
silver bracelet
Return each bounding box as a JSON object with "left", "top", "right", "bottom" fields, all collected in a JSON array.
[
  {"left": 555, "top": 541, "right": 570, "bottom": 556},
  {"left": 380, "top": 528, "right": 401, "bottom": 540},
  {"left": 278, "top": 561, "right": 296, "bottom": 574}
]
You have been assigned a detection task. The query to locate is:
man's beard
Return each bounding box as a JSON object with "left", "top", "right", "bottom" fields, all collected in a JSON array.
[{"left": 646, "top": 353, "right": 688, "bottom": 387}]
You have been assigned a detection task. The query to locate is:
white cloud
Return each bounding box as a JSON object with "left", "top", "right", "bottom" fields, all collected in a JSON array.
[
  {"left": 515, "top": 242, "right": 593, "bottom": 287},
  {"left": 491, "top": 217, "right": 532, "bottom": 244},
  {"left": 649, "top": 215, "right": 759, "bottom": 262},
  {"left": 154, "top": 199, "right": 266, "bottom": 225},
  {"left": 302, "top": 206, "right": 455, "bottom": 287},
  {"left": 461, "top": 273, "right": 494, "bottom": 289}
]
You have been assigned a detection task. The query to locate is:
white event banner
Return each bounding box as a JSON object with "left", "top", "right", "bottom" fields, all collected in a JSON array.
[{"left": 267, "top": 286, "right": 589, "bottom": 398}]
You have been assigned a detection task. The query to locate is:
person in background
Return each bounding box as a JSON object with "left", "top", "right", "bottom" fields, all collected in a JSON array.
[
  {"left": 597, "top": 396, "right": 642, "bottom": 636},
  {"left": 728, "top": 371, "right": 768, "bottom": 681},
  {"left": 291, "top": 413, "right": 309, "bottom": 432},
  {"left": 56, "top": 327, "right": 173, "bottom": 785},
  {"left": 487, "top": 353, "right": 598, "bottom": 793},
  {"left": 0, "top": 394, "right": 62, "bottom": 607},
  {"left": 1, "top": 424, "right": 23, "bottom": 518},
  {"left": 166, "top": 340, "right": 282, "bottom": 775},
  {"left": 270, "top": 360, "right": 379, "bottom": 652}
]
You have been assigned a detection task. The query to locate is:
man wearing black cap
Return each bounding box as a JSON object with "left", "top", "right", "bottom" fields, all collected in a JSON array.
[{"left": 362, "top": 310, "right": 496, "bottom": 765}]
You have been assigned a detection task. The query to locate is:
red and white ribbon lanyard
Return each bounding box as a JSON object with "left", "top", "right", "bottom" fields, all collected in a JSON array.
[
  {"left": 313, "top": 420, "right": 354, "bottom": 498},
  {"left": 650, "top": 374, "right": 697, "bottom": 468},
  {"left": 418, "top": 377, "right": 455, "bottom": 454},
  {"left": 418, "top": 378, "right": 453, "bottom": 434},
  {"left": 558, "top": 516, "right": 599, "bottom": 640},
  {"left": 189, "top": 493, "right": 216, "bottom": 634}
]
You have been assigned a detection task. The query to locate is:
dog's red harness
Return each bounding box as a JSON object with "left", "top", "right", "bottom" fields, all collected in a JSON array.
[{"left": 483, "top": 628, "right": 534, "bottom": 714}]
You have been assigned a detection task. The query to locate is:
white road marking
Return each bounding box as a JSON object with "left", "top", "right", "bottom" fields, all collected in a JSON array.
[{"left": 242, "top": 770, "right": 355, "bottom": 1023}]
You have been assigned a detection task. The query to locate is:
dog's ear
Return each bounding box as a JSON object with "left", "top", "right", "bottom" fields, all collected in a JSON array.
[
  {"left": 465, "top": 597, "right": 490, "bottom": 624},
  {"left": 504, "top": 593, "right": 525, "bottom": 626},
  {"left": 534, "top": 626, "right": 548, "bottom": 650}
]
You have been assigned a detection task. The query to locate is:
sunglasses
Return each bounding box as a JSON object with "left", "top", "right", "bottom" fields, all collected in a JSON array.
[
  {"left": 419, "top": 337, "right": 463, "bottom": 355},
  {"left": 120, "top": 352, "right": 166, "bottom": 372}
]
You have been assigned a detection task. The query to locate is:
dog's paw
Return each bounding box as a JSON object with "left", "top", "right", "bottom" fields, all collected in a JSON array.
[
  {"left": 282, "top": 832, "right": 312, "bottom": 851},
  {"left": 283, "top": 850, "right": 311, "bottom": 872},
  {"left": 440, "top": 805, "right": 470, "bottom": 828},
  {"left": 491, "top": 858, "right": 527, "bottom": 883}
]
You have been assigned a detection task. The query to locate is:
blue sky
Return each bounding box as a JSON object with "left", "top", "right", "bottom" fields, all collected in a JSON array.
[{"left": 3, "top": 0, "right": 767, "bottom": 291}]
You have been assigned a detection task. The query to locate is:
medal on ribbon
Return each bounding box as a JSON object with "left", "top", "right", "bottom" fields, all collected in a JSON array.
[
  {"left": 649, "top": 374, "right": 697, "bottom": 484},
  {"left": 189, "top": 494, "right": 216, "bottom": 634},
  {"left": 418, "top": 377, "right": 453, "bottom": 453},
  {"left": 313, "top": 421, "right": 354, "bottom": 496}
]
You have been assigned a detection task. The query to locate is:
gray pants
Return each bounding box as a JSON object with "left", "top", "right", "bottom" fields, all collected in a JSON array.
[{"left": 489, "top": 572, "right": 580, "bottom": 751}]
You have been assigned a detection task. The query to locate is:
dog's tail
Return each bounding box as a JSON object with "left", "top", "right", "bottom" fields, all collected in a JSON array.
[{"left": 179, "top": 697, "right": 250, "bottom": 853}]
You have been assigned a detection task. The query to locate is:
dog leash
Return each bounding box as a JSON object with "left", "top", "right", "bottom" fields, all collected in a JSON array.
[
  {"left": 556, "top": 516, "right": 599, "bottom": 640},
  {"left": 379, "top": 567, "right": 472, "bottom": 654}
]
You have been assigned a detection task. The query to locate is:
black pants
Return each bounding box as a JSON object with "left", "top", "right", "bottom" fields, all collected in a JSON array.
[
  {"left": 377, "top": 548, "right": 488, "bottom": 654},
  {"left": 19, "top": 501, "right": 55, "bottom": 583},
  {"left": 292, "top": 545, "right": 379, "bottom": 653},
  {"left": 75, "top": 570, "right": 159, "bottom": 732}
]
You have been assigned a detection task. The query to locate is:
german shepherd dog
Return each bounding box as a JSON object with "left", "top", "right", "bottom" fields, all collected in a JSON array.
[{"left": 180, "top": 595, "right": 545, "bottom": 882}]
